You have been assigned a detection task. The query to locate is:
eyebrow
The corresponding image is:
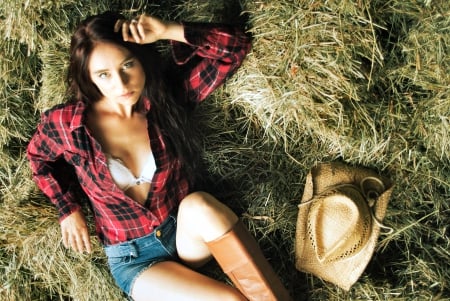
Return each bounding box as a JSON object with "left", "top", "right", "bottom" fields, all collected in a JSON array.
[{"left": 92, "top": 55, "right": 135, "bottom": 75}]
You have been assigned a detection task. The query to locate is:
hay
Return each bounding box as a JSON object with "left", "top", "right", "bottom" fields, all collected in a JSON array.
[
  {"left": 1, "top": 0, "right": 449, "bottom": 300},
  {"left": 224, "top": 0, "right": 392, "bottom": 166}
]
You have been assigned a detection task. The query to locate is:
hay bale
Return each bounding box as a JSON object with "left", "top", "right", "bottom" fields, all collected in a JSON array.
[
  {"left": 0, "top": 38, "right": 38, "bottom": 147},
  {"left": 37, "top": 39, "right": 70, "bottom": 111},
  {"left": 384, "top": 2, "right": 450, "bottom": 159},
  {"left": 0, "top": 197, "right": 126, "bottom": 301},
  {"left": 223, "top": 0, "right": 391, "bottom": 165}
]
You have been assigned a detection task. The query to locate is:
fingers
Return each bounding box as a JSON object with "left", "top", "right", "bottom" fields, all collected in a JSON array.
[
  {"left": 114, "top": 19, "right": 124, "bottom": 33},
  {"left": 114, "top": 17, "right": 145, "bottom": 43},
  {"left": 122, "top": 20, "right": 132, "bottom": 42},
  {"left": 62, "top": 228, "right": 70, "bottom": 249},
  {"left": 82, "top": 231, "right": 93, "bottom": 253},
  {"left": 136, "top": 21, "right": 146, "bottom": 42},
  {"left": 62, "top": 226, "right": 92, "bottom": 254},
  {"left": 60, "top": 210, "right": 92, "bottom": 254},
  {"left": 129, "top": 20, "right": 143, "bottom": 43}
]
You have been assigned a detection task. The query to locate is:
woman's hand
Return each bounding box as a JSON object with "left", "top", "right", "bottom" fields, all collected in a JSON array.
[
  {"left": 114, "top": 14, "right": 187, "bottom": 44},
  {"left": 60, "top": 210, "right": 92, "bottom": 254}
]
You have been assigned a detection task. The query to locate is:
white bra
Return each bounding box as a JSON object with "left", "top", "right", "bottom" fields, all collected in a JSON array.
[{"left": 106, "top": 153, "right": 156, "bottom": 191}]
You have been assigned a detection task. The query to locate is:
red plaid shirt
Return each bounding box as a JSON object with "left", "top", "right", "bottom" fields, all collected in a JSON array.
[{"left": 27, "top": 23, "right": 251, "bottom": 245}]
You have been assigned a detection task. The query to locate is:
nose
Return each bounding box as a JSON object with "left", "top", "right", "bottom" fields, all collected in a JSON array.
[{"left": 114, "top": 71, "right": 129, "bottom": 89}]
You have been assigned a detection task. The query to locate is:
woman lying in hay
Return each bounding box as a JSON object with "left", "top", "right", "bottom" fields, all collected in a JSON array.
[{"left": 26, "top": 10, "right": 292, "bottom": 301}]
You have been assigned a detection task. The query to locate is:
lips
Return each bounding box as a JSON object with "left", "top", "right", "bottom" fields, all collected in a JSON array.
[{"left": 119, "top": 91, "right": 134, "bottom": 99}]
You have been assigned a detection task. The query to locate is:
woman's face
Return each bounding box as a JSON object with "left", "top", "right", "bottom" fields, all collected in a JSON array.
[{"left": 88, "top": 42, "right": 145, "bottom": 106}]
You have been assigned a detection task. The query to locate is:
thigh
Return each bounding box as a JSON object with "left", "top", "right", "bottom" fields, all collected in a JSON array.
[
  {"left": 131, "top": 261, "right": 246, "bottom": 301},
  {"left": 176, "top": 212, "right": 211, "bottom": 267}
]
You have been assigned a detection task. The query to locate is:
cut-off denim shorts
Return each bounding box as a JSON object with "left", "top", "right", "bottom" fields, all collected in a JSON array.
[{"left": 104, "top": 215, "right": 178, "bottom": 296}]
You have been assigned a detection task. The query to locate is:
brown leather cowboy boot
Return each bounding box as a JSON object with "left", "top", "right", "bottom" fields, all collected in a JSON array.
[{"left": 207, "top": 221, "right": 293, "bottom": 301}]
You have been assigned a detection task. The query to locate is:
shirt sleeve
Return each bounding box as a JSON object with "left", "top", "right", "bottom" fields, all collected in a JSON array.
[
  {"left": 27, "top": 113, "right": 82, "bottom": 222},
  {"left": 171, "top": 22, "right": 252, "bottom": 102}
]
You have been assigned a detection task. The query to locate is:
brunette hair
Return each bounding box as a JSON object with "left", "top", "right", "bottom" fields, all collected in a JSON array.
[{"left": 67, "top": 11, "right": 201, "bottom": 183}]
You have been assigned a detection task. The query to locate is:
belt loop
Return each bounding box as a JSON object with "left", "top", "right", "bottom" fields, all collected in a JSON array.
[{"left": 129, "top": 241, "right": 138, "bottom": 258}]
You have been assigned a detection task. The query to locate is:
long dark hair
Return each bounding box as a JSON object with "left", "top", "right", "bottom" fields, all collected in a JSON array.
[{"left": 67, "top": 11, "right": 201, "bottom": 184}]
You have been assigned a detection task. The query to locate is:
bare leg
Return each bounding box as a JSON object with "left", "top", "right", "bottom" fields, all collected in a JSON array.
[
  {"left": 174, "top": 192, "right": 292, "bottom": 301},
  {"left": 176, "top": 191, "right": 239, "bottom": 267},
  {"left": 131, "top": 261, "right": 246, "bottom": 301}
]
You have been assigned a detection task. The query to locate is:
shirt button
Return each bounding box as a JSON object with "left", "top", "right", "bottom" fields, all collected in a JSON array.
[{"left": 156, "top": 230, "right": 162, "bottom": 237}]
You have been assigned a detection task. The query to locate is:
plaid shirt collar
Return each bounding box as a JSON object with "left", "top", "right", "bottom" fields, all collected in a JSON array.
[{"left": 69, "top": 101, "right": 86, "bottom": 131}]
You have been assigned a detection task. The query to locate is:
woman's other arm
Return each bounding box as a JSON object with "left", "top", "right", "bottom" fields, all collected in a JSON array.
[{"left": 27, "top": 111, "right": 92, "bottom": 253}]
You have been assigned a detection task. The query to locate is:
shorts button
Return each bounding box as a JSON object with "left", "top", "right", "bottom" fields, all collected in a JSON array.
[{"left": 156, "top": 230, "right": 162, "bottom": 237}]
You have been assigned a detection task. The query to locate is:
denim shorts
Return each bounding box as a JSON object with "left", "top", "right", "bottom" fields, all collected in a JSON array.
[{"left": 104, "top": 215, "right": 178, "bottom": 296}]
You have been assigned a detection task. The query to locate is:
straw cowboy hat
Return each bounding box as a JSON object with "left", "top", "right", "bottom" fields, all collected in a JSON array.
[{"left": 295, "top": 162, "right": 393, "bottom": 290}]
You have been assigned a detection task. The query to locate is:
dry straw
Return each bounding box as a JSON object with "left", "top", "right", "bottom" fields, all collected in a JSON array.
[{"left": 1, "top": 0, "right": 449, "bottom": 300}]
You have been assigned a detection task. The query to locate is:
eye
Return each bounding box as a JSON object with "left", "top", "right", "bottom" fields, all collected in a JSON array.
[
  {"left": 123, "top": 60, "right": 134, "bottom": 70},
  {"left": 98, "top": 72, "right": 109, "bottom": 79}
]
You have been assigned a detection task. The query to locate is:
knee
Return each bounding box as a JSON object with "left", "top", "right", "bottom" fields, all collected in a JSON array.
[
  {"left": 178, "top": 191, "right": 237, "bottom": 224},
  {"left": 179, "top": 191, "right": 216, "bottom": 217},
  {"left": 178, "top": 191, "right": 238, "bottom": 239}
]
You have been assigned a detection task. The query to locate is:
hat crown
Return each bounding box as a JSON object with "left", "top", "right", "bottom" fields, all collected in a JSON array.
[{"left": 308, "top": 185, "right": 372, "bottom": 263}]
